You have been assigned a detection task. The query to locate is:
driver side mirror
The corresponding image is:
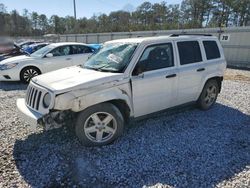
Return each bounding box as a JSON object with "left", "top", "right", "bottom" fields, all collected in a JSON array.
[
  {"left": 45, "top": 53, "right": 53, "bottom": 58},
  {"left": 133, "top": 63, "right": 145, "bottom": 76}
]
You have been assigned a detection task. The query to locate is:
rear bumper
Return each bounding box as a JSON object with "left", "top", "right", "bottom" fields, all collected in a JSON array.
[{"left": 16, "top": 98, "right": 43, "bottom": 129}]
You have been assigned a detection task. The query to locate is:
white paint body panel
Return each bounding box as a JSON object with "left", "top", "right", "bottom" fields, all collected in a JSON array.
[
  {"left": 16, "top": 35, "right": 227, "bottom": 127},
  {"left": 0, "top": 42, "right": 92, "bottom": 81},
  {"left": 32, "top": 66, "right": 124, "bottom": 93},
  {"left": 131, "top": 66, "right": 178, "bottom": 117}
]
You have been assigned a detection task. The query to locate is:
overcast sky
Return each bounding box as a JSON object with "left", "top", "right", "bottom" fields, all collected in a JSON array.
[{"left": 1, "top": 0, "right": 182, "bottom": 18}]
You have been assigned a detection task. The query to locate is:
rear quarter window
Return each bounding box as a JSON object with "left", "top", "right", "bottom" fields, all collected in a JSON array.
[{"left": 203, "top": 41, "right": 221, "bottom": 60}]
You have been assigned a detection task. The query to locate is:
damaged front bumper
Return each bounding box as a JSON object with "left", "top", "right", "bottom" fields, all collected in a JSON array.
[
  {"left": 17, "top": 98, "right": 72, "bottom": 130},
  {"left": 17, "top": 98, "right": 43, "bottom": 130}
]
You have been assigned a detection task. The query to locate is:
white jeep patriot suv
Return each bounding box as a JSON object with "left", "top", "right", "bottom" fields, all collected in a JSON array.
[{"left": 17, "top": 34, "right": 226, "bottom": 146}]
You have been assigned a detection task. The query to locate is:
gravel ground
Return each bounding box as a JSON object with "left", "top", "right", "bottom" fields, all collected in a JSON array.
[{"left": 0, "top": 69, "right": 249, "bottom": 188}]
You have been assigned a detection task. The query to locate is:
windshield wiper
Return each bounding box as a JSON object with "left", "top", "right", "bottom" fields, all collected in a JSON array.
[
  {"left": 83, "top": 65, "right": 118, "bottom": 73},
  {"left": 83, "top": 65, "right": 104, "bottom": 71},
  {"left": 84, "top": 63, "right": 106, "bottom": 70},
  {"left": 98, "top": 68, "right": 119, "bottom": 73}
]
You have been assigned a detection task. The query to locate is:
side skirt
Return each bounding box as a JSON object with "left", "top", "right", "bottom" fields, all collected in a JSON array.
[{"left": 129, "top": 101, "right": 197, "bottom": 123}]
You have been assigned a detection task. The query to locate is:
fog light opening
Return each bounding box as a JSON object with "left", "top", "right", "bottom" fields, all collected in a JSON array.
[{"left": 3, "top": 75, "right": 11, "bottom": 79}]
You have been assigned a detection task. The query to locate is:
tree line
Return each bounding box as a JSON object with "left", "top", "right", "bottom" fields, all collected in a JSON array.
[{"left": 0, "top": 0, "right": 249, "bottom": 36}]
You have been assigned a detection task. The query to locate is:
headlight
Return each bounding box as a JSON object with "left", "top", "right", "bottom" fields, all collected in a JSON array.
[
  {"left": 0, "top": 63, "right": 19, "bottom": 70},
  {"left": 43, "top": 93, "right": 51, "bottom": 108}
]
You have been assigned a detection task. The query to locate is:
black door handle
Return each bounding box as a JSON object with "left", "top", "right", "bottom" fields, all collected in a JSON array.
[
  {"left": 197, "top": 68, "right": 205, "bottom": 72},
  {"left": 165, "top": 74, "right": 177, "bottom": 78}
]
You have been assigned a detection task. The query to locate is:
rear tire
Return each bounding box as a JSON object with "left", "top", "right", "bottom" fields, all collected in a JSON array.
[
  {"left": 20, "top": 66, "right": 41, "bottom": 83},
  {"left": 197, "top": 79, "right": 219, "bottom": 110},
  {"left": 75, "top": 103, "right": 124, "bottom": 147}
]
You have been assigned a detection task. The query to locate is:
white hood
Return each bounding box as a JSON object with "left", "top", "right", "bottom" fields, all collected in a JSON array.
[
  {"left": 32, "top": 66, "right": 123, "bottom": 93},
  {"left": 0, "top": 55, "right": 35, "bottom": 65}
]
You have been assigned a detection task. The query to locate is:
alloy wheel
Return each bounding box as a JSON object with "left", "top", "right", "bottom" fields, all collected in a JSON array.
[
  {"left": 204, "top": 85, "right": 217, "bottom": 106},
  {"left": 23, "top": 68, "right": 39, "bottom": 82},
  {"left": 83, "top": 112, "right": 117, "bottom": 143}
]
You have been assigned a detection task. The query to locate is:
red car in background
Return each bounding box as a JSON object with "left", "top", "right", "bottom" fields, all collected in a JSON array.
[{"left": 0, "top": 44, "right": 27, "bottom": 61}]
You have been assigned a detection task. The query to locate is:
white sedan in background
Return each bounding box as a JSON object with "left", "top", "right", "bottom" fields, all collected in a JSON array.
[{"left": 0, "top": 42, "right": 95, "bottom": 83}]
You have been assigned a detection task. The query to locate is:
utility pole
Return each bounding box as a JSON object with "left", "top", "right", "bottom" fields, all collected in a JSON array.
[
  {"left": 73, "top": 0, "right": 76, "bottom": 20},
  {"left": 73, "top": 0, "right": 77, "bottom": 35}
]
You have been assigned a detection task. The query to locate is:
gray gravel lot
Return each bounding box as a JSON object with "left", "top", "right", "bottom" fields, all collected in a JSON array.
[{"left": 0, "top": 69, "right": 249, "bottom": 188}]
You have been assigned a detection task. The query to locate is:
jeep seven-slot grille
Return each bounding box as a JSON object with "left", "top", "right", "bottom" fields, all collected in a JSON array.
[{"left": 26, "top": 86, "right": 42, "bottom": 111}]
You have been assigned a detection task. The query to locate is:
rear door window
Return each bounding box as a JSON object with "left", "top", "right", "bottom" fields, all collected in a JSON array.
[
  {"left": 71, "top": 45, "right": 93, "bottom": 54},
  {"left": 177, "top": 41, "right": 202, "bottom": 65},
  {"left": 203, "top": 41, "right": 221, "bottom": 60}
]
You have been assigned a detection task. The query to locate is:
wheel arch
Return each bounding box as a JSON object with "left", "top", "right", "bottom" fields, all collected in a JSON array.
[
  {"left": 106, "top": 99, "right": 131, "bottom": 123},
  {"left": 19, "top": 65, "right": 42, "bottom": 79},
  {"left": 71, "top": 87, "right": 133, "bottom": 119},
  {"left": 197, "top": 75, "right": 223, "bottom": 101},
  {"left": 205, "top": 76, "right": 223, "bottom": 93}
]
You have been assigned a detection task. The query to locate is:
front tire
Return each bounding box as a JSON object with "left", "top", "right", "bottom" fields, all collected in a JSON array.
[
  {"left": 75, "top": 103, "right": 124, "bottom": 147},
  {"left": 20, "top": 67, "right": 41, "bottom": 83},
  {"left": 197, "top": 79, "right": 219, "bottom": 110}
]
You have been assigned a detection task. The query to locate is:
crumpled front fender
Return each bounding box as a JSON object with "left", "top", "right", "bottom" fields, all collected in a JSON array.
[{"left": 71, "top": 85, "right": 133, "bottom": 116}]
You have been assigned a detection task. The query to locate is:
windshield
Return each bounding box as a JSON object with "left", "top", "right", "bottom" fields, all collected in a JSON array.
[
  {"left": 30, "top": 45, "right": 54, "bottom": 57},
  {"left": 83, "top": 42, "right": 137, "bottom": 73}
]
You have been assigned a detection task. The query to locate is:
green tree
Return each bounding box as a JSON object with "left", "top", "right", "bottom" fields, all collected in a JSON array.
[
  {"left": 49, "top": 15, "right": 66, "bottom": 34},
  {"left": 137, "top": 2, "right": 153, "bottom": 28},
  {"left": 0, "top": 1, "right": 249, "bottom": 36},
  {"left": 109, "top": 11, "right": 131, "bottom": 32},
  {"left": 209, "top": 0, "right": 233, "bottom": 27},
  {"left": 151, "top": 2, "right": 168, "bottom": 29},
  {"left": 180, "top": 0, "right": 213, "bottom": 28},
  {"left": 39, "top": 14, "right": 49, "bottom": 34},
  {"left": 231, "top": 0, "right": 250, "bottom": 26}
]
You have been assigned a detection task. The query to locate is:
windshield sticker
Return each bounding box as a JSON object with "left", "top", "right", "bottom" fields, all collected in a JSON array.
[{"left": 107, "top": 54, "right": 122, "bottom": 64}]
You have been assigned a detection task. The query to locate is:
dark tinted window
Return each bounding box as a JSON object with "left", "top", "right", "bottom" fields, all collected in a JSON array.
[
  {"left": 71, "top": 45, "right": 93, "bottom": 54},
  {"left": 137, "top": 43, "right": 174, "bottom": 72},
  {"left": 203, "top": 41, "right": 220, "bottom": 60},
  {"left": 177, "top": 41, "right": 202, "bottom": 65},
  {"left": 50, "top": 46, "right": 71, "bottom": 56}
]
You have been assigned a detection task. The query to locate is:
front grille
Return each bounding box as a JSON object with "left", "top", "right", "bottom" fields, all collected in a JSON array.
[{"left": 26, "top": 85, "right": 43, "bottom": 111}]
